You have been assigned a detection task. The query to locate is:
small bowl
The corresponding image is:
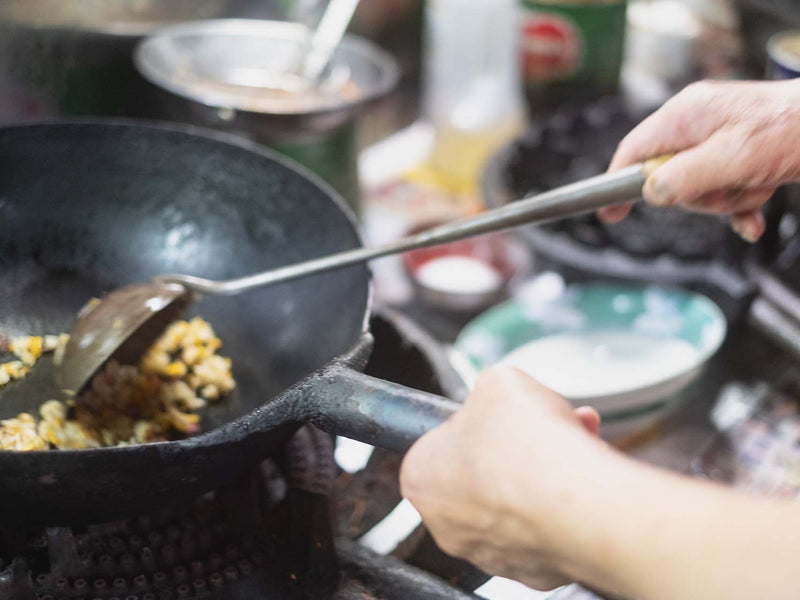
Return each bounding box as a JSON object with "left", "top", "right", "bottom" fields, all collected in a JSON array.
[
  {"left": 451, "top": 281, "right": 727, "bottom": 436},
  {"left": 402, "top": 222, "right": 529, "bottom": 313}
]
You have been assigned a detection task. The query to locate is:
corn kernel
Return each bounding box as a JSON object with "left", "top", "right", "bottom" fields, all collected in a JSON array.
[
  {"left": 165, "top": 361, "right": 187, "bottom": 378},
  {"left": 29, "top": 336, "right": 43, "bottom": 360}
]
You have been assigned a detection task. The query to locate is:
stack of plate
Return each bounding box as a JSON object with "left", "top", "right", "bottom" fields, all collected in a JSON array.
[{"left": 451, "top": 278, "right": 727, "bottom": 439}]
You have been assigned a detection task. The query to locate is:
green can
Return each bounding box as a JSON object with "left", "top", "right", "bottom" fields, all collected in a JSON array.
[{"left": 519, "top": 0, "right": 627, "bottom": 113}]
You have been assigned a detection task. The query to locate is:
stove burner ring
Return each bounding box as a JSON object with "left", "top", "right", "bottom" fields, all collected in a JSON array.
[
  {"left": 482, "top": 97, "right": 731, "bottom": 275},
  {"left": 0, "top": 426, "right": 339, "bottom": 600}
]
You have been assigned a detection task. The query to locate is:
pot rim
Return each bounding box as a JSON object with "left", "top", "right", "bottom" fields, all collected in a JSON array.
[
  {"left": 0, "top": 0, "right": 234, "bottom": 37},
  {"left": 134, "top": 19, "right": 400, "bottom": 117}
]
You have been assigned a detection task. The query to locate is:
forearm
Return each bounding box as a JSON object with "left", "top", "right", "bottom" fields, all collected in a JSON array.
[
  {"left": 537, "top": 444, "right": 800, "bottom": 600},
  {"left": 403, "top": 365, "right": 800, "bottom": 597}
]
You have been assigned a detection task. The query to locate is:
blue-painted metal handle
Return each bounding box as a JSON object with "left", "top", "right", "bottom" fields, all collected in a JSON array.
[{"left": 307, "top": 365, "right": 461, "bottom": 453}]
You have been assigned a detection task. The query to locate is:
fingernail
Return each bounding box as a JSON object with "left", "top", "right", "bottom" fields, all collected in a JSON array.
[
  {"left": 739, "top": 229, "right": 759, "bottom": 243},
  {"left": 644, "top": 177, "right": 673, "bottom": 206},
  {"left": 740, "top": 227, "right": 761, "bottom": 243},
  {"left": 731, "top": 220, "right": 760, "bottom": 243}
]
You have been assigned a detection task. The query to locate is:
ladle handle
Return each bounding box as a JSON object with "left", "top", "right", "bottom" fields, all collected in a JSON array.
[
  {"left": 301, "top": 0, "right": 361, "bottom": 84},
  {"left": 162, "top": 156, "right": 671, "bottom": 295},
  {"left": 307, "top": 365, "right": 460, "bottom": 453}
]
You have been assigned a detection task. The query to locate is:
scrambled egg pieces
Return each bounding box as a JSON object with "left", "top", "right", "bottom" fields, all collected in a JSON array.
[
  {"left": 0, "top": 317, "right": 235, "bottom": 451},
  {"left": 0, "top": 335, "right": 64, "bottom": 386},
  {"left": 0, "top": 413, "right": 48, "bottom": 451}
]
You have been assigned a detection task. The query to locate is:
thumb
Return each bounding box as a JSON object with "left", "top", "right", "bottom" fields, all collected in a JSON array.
[
  {"left": 642, "top": 128, "right": 757, "bottom": 207},
  {"left": 574, "top": 406, "right": 601, "bottom": 436},
  {"left": 731, "top": 208, "right": 766, "bottom": 243}
]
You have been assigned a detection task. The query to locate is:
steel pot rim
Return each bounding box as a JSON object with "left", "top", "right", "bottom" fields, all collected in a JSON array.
[
  {"left": 0, "top": 0, "right": 235, "bottom": 37},
  {"left": 133, "top": 19, "right": 400, "bottom": 118}
]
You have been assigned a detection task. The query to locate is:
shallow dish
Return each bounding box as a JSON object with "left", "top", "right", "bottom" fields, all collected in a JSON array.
[{"left": 452, "top": 282, "right": 727, "bottom": 420}]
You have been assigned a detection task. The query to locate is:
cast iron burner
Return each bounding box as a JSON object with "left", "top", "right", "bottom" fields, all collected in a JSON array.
[
  {"left": 0, "top": 426, "right": 341, "bottom": 600},
  {"left": 481, "top": 96, "right": 752, "bottom": 286},
  {"left": 0, "top": 311, "right": 478, "bottom": 600},
  {"left": 0, "top": 430, "right": 476, "bottom": 600}
]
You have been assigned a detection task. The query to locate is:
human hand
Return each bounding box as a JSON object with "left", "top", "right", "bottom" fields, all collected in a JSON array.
[
  {"left": 399, "top": 366, "right": 606, "bottom": 591},
  {"left": 403, "top": 366, "right": 800, "bottom": 600},
  {"left": 600, "top": 79, "right": 800, "bottom": 242}
]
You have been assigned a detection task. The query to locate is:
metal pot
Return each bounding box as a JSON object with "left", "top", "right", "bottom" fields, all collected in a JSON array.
[
  {"left": 0, "top": 0, "right": 243, "bottom": 119},
  {"left": 134, "top": 19, "right": 400, "bottom": 211}
]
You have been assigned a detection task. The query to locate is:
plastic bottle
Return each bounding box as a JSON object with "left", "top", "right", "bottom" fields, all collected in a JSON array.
[{"left": 423, "top": 0, "right": 526, "bottom": 195}]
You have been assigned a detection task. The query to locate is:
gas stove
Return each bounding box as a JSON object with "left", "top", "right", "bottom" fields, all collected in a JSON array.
[
  {"left": 0, "top": 432, "right": 474, "bottom": 600},
  {"left": 3, "top": 426, "right": 336, "bottom": 600},
  {"left": 0, "top": 311, "right": 478, "bottom": 600}
]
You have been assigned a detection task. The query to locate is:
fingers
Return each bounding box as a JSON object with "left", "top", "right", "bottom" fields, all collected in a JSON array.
[
  {"left": 574, "top": 406, "right": 601, "bottom": 436},
  {"left": 470, "top": 365, "right": 574, "bottom": 419},
  {"left": 647, "top": 175, "right": 772, "bottom": 242},
  {"left": 679, "top": 187, "right": 774, "bottom": 215},
  {"left": 684, "top": 188, "right": 774, "bottom": 220},
  {"left": 601, "top": 81, "right": 729, "bottom": 223},
  {"left": 597, "top": 203, "right": 633, "bottom": 224},
  {"left": 608, "top": 113, "right": 685, "bottom": 173},
  {"left": 608, "top": 81, "right": 725, "bottom": 172},
  {"left": 604, "top": 80, "right": 798, "bottom": 225},
  {"left": 518, "top": 572, "right": 572, "bottom": 592},
  {"left": 640, "top": 129, "right": 751, "bottom": 207},
  {"left": 403, "top": 366, "right": 601, "bottom": 501},
  {"left": 731, "top": 209, "right": 766, "bottom": 243},
  {"left": 676, "top": 189, "right": 775, "bottom": 232},
  {"left": 399, "top": 421, "right": 448, "bottom": 500}
]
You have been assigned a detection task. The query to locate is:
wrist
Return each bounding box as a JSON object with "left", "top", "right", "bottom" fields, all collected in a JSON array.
[
  {"left": 509, "top": 426, "right": 634, "bottom": 584},
  {"left": 776, "top": 80, "right": 800, "bottom": 176},
  {"left": 538, "top": 452, "right": 747, "bottom": 599},
  {"left": 551, "top": 444, "right": 637, "bottom": 587}
]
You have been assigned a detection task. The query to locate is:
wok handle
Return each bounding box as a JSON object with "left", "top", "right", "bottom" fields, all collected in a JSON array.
[{"left": 307, "top": 365, "right": 460, "bottom": 453}]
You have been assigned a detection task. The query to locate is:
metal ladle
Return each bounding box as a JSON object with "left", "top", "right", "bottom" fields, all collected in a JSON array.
[
  {"left": 56, "top": 156, "right": 670, "bottom": 394},
  {"left": 216, "top": 0, "right": 360, "bottom": 94},
  {"left": 297, "top": 0, "right": 361, "bottom": 88}
]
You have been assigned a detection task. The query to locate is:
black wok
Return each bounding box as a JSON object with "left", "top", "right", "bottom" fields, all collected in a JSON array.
[{"left": 0, "top": 121, "right": 458, "bottom": 525}]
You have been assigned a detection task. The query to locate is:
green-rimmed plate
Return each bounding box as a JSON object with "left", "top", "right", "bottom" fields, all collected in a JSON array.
[{"left": 452, "top": 282, "right": 727, "bottom": 420}]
